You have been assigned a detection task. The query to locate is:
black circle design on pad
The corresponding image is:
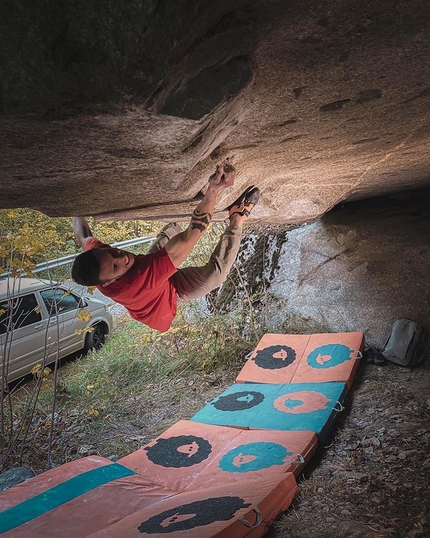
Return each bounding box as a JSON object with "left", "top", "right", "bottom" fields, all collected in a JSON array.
[
  {"left": 144, "top": 435, "right": 212, "bottom": 467},
  {"left": 137, "top": 496, "right": 251, "bottom": 533},
  {"left": 252, "top": 345, "right": 297, "bottom": 370},
  {"left": 212, "top": 391, "right": 264, "bottom": 411}
]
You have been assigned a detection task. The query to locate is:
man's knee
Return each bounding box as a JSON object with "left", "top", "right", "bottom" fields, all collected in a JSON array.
[
  {"left": 159, "top": 222, "right": 182, "bottom": 240},
  {"left": 205, "top": 263, "right": 232, "bottom": 292},
  {"left": 148, "top": 222, "right": 182, "bottom": 254}
]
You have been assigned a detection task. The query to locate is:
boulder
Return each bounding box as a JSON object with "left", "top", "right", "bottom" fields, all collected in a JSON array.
[{"left": 0, "top": 467, "right": 34, "bottom": 492}]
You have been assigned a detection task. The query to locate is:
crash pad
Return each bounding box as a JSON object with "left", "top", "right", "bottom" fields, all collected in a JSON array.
[
  {"left": 83, "top": 473, "right": 298, "bottom": 538},
  {"left": 190, "top": 382, "right": 348, "bottom": 443},
  {"left": 118, "top": 420, "right": 317, "bottom": 492},
  {"left": 0, "top": 456, "right": 177, "bottom": 537},
  {"left": 236, "top": 332, "right": 364, "bottom": 388}
]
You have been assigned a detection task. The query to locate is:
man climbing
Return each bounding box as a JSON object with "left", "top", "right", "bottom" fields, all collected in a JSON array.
[{"left": 71, "top": 159, "right": 260, "bottom": 332}]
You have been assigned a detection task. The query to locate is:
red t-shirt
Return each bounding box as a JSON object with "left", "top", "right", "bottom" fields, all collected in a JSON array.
[{"left": 84, "top": 238, "right": 178, "bottom": 332}]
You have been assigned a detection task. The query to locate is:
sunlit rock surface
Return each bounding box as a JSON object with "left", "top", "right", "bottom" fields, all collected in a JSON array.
[{"left": 1, "top": 0, "right": 429, "bottom": 223}]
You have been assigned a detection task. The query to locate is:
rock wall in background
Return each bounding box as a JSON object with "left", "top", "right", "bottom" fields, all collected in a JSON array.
[{"left": 217, "top": 188, "right": 430, "bottom": 348}]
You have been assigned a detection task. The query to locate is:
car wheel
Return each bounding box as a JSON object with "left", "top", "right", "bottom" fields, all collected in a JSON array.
[{"left": 85, "top": 323, "right": 106, "bottom": 351}]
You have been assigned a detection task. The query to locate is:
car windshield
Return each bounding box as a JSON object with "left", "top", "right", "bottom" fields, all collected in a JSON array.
[{"left": 40, "top": 288, "right": 81, "bottom": 315}]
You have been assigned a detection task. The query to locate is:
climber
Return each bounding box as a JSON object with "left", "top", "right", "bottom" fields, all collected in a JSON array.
[{"left": 71, "top": 158, "right": 260, "bottom": 332}]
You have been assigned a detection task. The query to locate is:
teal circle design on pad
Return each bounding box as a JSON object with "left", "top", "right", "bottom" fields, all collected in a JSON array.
[
  {"left": 218, "top": 442, "right": 292, "bottom": 473},
  {"left": 307, "top": 343, "right": 353, "bottom": 369}
]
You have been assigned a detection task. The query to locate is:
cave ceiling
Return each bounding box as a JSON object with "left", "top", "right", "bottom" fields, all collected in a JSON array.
[{"left": 1, "top": 0, "right": 430, "bottom": 224}]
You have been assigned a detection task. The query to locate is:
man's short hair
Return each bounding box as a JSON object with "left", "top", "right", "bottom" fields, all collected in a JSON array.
[{"left": 72, "top": 250, "right": 102, "bottom": 286}]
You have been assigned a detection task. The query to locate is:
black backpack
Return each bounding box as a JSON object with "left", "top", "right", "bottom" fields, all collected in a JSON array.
[{"left": 382, "top": 318, "right": 430, "bottom": 367}]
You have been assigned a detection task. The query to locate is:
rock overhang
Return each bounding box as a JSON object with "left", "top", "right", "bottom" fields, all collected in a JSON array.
[{"left": 1, "top": 0, "right": 429, "bottom": 224}]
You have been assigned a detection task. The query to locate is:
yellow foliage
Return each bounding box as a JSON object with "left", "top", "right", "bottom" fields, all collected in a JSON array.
[
  {"left": 31, "top": 363, "right": 42, "bottom": 375},
  {"left": 0, "top": 209, "right": 69, "bottom": 274},
  {"left": 87, "top": 408, "right": 99, "bottom": 417},
  {"left": 61, "top": 289, "right": 72, "bottom": 300},
  {"left": 30, "top": 364, "right": 51, "bottom": 378},
  {"left": 88, "top": 218, "right": 160, "bottom": 245},
  {"left": 77, "top": 310, "right": 92, "bottom": 322},
  {"left": 0, "top": 208, "right": 163, "bottom": 277}
]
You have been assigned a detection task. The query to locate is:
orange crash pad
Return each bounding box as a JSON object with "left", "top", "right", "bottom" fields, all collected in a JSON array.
[
  {"left": 118, "top": 420, "right": 317, "bottom": 492},
  {"left": 236, "top": 332, "right": 364, "bottom": 388},
  {"left": 84, "top": 473, "right": 298, "bottom": 538},
  {"left": 236, "top": 333, "right": 310, "bottom": 384},
  {"left": 0, "top": 456, "right": 177, "bottom": 537}
]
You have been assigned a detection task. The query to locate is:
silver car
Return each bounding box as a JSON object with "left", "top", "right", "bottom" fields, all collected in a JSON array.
[{"left": 0, "top": 278, "right": 113, "bottom": 383}]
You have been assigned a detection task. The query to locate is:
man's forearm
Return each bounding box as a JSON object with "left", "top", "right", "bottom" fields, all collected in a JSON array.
[
  {"left": 164, "top": 189, "right": 217, "bottom": 267},
  {"left": 190, "top": 188, "right": 218, "bottom": 233},
  {"left": 73, "top": 217, "right": 93, "bottom": 248},
  {"left": 164, "top": 160, "right": 235, "bottom": 268},
  {"left": 189, "top": 161, "right": 235, "bottom": 233}
]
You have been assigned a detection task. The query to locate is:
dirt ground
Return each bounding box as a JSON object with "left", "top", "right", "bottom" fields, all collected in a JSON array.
[{"left": 266, "top": 357, "right": 430, "bottom": 538}]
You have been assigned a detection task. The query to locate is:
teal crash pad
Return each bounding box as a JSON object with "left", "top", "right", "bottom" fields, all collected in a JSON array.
[{"left": 190, "top": 382, "right": 348, "bottom": 443}]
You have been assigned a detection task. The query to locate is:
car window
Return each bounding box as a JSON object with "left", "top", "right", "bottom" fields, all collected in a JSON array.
[
  {"left": 0, "top": 294, "right": 42, "bottom": 335},
  {"left": 40, "top": 288, "right": 80, "bottom": 315}
]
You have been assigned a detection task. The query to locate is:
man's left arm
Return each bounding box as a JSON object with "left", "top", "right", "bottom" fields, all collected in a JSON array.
[
  {"left": 164, "top": 160, "right": 235, "bottom": 268},
  {"left": 73, "top": 217, "right": 94, "bottom": 249}
]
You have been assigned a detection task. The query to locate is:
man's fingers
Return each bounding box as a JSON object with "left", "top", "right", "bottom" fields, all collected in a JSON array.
[
  {"left": 222, "top": 167, "right": 235, "bottom": 187},
  {"left": 215, "top": 165, "right": 225, "bottom": 183},
  {"left": 224, "top": 174, "right": 235, "bottom": 187},
  {"left": 209, "top": 159, "right": 235, "bottom": 188},
  {"left": 222, "top": 157, "right": 235, "bottom": 173},
  {"left": 222, "top": 162, "right": 234, "bottom": 171}
]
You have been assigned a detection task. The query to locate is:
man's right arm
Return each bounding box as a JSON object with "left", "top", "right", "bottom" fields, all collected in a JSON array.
[
  {"left": 164, "top": 160, "right": 235, "bottom": 268},
  {"left": 73, "top": 217, "right": 93, "bottom": 249}
]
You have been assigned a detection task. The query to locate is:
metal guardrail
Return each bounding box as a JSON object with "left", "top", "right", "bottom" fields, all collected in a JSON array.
[{"left": 0, "top": 236, "right": 155, "bottom": 279}]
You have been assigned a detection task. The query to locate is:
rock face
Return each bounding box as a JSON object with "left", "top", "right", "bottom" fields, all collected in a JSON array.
[
  {"left": 1, "top": 0, "right": 430, "bottom": 223},
  {"left": 221, "top": 188, "right": 430, "bottom": 349},
  {"left": 0, "top": 467, "right": 34, "bottom": 492}
]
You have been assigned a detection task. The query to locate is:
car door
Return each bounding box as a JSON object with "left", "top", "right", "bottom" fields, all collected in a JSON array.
[
  {"left": 39, "top": 287, "right": 87, "bottom": 359},
  {"left": 0, "top": 292, "right": 48, "bottom": 382}
]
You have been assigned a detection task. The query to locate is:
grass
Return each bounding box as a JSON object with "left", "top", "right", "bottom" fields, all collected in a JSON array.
[
  {"left": 61, "top": 303, "right": 251, "bottom": 405},
  {"left": 3, "top": 285, "right": 330, "bottom": 472},
  {"left": 0, "top": 221, "right": 260, "bottom": 472}
]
